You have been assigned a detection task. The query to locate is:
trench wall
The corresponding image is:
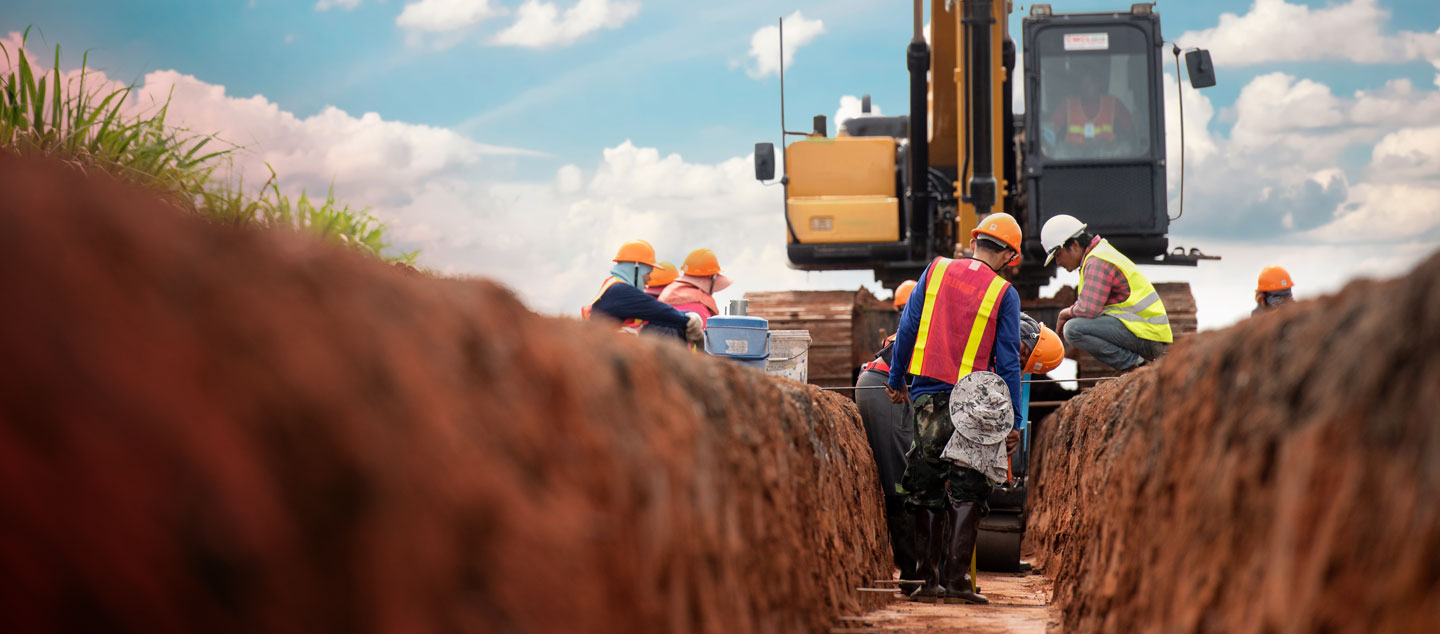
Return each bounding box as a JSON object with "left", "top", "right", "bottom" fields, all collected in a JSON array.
[
  {"left": 1029, "top": 251, "right": 1440, "bottom": 632},
  {"left": 0, "top": 157, "right": 890, "bottom": 634}
]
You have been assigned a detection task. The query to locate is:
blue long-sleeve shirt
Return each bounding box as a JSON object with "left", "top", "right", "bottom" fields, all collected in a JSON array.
[
  {"left": 886, "top": 259, "right": 1024, "bottom": 430},
  {"left": 591, "top": 279, "right": 690, "bottom": 341}
]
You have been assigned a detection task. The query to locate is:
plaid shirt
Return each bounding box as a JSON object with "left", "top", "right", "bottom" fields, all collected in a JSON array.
[{"left": 1071, "top": 236, "right": 1130, "bottom": 319}]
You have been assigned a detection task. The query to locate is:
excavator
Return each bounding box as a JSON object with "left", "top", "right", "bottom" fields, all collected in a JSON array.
[{"left": 751, "top": 2, "right": 1218, "bottom": 572}]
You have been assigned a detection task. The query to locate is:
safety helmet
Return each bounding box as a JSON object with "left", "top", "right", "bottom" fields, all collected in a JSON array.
[
  {"left": 614, "top": 239, "right": 659, "bottom": 267},
  {"left": 647, "top": 261, "right": 679, "bottom": 287},
  {"left": 682, "top": 248, "right": 723, "bottom": 276},
  {"left": 972, "top": 213, "right": 1023, "bottom": 267},
  {"left": 1024, "top": 324, "right": 1065, "bottom": 374},
  {"left": 1041, "top": 214, "right": 1088, "bottom": 266},
  {"left": 893, "top": 280, "right": 918, "bottom": 309},
  {"left": 1256, "top": 266, "right": 1294, "bottom": 293}
]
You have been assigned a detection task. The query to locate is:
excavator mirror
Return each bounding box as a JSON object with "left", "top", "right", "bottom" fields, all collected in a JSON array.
[
  {"left": 1185, "top": 49, "right": 1217, "bottom": 89},
  {"left": 754, "top": 143, "right": 776, "bottom": 181}
]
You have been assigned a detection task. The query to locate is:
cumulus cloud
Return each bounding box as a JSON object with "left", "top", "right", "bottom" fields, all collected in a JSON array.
[
  {"left": 1178, "top": 0, "right": 1440, "bottom": 66},
  {"left": 315, "top": 0, "right": 363, "bottom": 11},
  {"left": 1165, "top": 60, "right": 1440, "bottom": 242},
  {"left": 745, "top": 11, "right": 824, "bottom": 79},
  {"left": 490, "top": 0, "right": 639, "bottom": 48},
  {"left": 396, "top": 0, "right": 502, "bottom": 34}
]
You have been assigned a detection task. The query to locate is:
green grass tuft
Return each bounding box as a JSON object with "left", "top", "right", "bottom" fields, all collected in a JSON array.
[{"left": 1, "top": 28, "right": 418, "bottom": 265}]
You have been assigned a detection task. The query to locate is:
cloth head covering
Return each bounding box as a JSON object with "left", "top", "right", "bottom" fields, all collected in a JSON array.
[
  {"left": 941, "top": 371, "right": 1015, "bottom": 485},
  {"left": 610, "top": 262, "right": 654, "bottom": 287},
  {"left": 676, "top": 272, "right": 733, "bottom": 295},
  {"left": 1018, "top": 312, "right": 1041, "bottom": 361},
  {"left": 1263, "top": 289, "right": 1294, "bottom": 307}
]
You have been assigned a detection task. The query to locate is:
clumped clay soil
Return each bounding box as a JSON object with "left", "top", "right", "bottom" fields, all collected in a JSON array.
[
  {"left": 1029, "top": 250, "right": 1440, "bottom": 633},
  {"left": 0, "top": 157, "right": 890, "bottom": 634}
]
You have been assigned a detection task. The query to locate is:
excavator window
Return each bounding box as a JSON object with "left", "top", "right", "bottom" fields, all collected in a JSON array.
[{"left": 1035, "top": 26, "right": 1154, "bottom": 162}]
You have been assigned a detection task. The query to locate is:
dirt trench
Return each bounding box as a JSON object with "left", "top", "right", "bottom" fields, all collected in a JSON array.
[
  {"left": 0, "top": 157, "right": 891, "bottom": 634},
  {"left": 1029, "top": 251, "right": 1440, "bottom": 633}
]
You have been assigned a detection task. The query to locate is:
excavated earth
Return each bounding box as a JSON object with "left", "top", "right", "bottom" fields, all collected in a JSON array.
[
  {"left": 0, "top": 157, "right": 891, "bottom": 634},
  {"left": 1029, "top": 250, "right": 1440, "bottom": 632}
]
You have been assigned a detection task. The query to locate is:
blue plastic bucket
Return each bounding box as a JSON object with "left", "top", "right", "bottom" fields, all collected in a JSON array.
[{"left": 704, "top": 316, "right": 770, "bottom": 369}]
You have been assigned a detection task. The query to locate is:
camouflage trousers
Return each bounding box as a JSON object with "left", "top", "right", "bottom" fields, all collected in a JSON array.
[{"left": 900, "top": 393, "right": 993, "bottom": 512}]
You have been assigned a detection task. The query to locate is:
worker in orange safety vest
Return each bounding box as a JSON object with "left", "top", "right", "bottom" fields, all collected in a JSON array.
[{"left": 885, "top": 213, "right": 1026, "bottom": 605}]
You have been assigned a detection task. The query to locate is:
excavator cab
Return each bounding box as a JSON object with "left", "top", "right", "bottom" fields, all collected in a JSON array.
[{"left": 1020, "top": 7, "right": 1171, "bottom": 263}]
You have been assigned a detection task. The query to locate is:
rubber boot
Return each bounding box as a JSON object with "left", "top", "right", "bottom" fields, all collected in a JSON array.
[
  {"left": 908, "top": 507, "right": 945, "bottom": 601},
  {"left": 941, "top": 501, "right": 989, "bottom": 605},
  {"left": 885, "top": 497, "right": 920, "bottom": 595}
]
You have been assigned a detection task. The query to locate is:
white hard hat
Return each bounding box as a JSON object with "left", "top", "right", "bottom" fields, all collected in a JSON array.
[{"left": 1041, "top": 214, "right": 1088, "bottom": 266}]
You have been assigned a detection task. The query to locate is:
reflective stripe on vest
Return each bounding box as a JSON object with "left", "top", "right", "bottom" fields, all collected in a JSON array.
[
  {"left": 1078, "top": 240, "right": 1173, "bottom": 343},
  {"left": 1065, "top": 96, "right": 1116, "bottom": 143},
  {"left": 581, "top": 276, "right": 647, "bottom": 331},
  {"left": 908, "top": 258, "right": 1011, "bottom": 383}
]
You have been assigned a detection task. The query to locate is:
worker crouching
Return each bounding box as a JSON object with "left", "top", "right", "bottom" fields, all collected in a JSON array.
[
  {"left": 1043, "top": 214, "right": 1172, "bottom": 372},
  {"left": 658, "top": 248, "right": 732, "bottom": 325},
  {"left": 886, "top": 213, "right": 1026, "bottom": 605}
]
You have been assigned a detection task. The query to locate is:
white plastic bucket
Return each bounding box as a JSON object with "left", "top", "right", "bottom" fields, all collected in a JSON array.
[{"left": 766, "top": 330, "right": 812, "bottom": 383}]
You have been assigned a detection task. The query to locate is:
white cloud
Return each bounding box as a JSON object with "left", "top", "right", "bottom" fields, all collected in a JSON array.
[
  {"left": 396, "top": 0, "right": 502, "bottom": 33},
  {"left": 315, "top": 0, "right": 363, "bottom": 11},
  {"left": 1178, "top": 0, "right": 1440, "bottom": 66},
  {"left": 490, "top": 0, "right": 639, "bottom": 49},
  {"left": 745, "top": 10, "right": 824, "bottom": 79},
  {"left": 834, "top": 95, "right": 882, "bottom": 134}
]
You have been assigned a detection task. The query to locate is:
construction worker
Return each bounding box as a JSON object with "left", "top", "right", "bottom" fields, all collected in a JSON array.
[
  {"left": 658, "top": 248, "right": 732, "bottom": 326},
  {"left": 855, "top": 279, "right": 919, "bottom": 593},
  {"left": 1047, "top": 62, "right": 1136, "bottom": 158},
  {"left": 1011, "top": 314, "right": 1064, "bottom": 454},
  {"left": 644, "top": 262, "right": 679, "bottom": 298},
  {"left": 1253, "top": 266, "right": 1295, "bottom": 314},
  {"left": 1043, "top": 214, "right": 1172, "bottom": 372},
  {"left": 886, "top": 213, "right": 1025, "bottom": 605},
  {"left": 584, "top": 240, "right": 703, "bottom": 346}
]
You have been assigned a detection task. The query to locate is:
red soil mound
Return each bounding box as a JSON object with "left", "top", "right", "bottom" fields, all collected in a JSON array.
[
  {"left": 0, "top": 157, "right": 889, "bottom": 634},
  {"left": 1029, "top": 250, "right": 1440, "bottom": 632}
]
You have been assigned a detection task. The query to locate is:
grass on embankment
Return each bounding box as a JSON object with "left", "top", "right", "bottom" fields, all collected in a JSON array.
[{"left": 1, "top": 28, "right": 415, "bottom": 264}]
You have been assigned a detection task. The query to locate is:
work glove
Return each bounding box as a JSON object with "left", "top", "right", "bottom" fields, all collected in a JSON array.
[{"left": 684, "top": 312, "right": 705, "bottom": 346}]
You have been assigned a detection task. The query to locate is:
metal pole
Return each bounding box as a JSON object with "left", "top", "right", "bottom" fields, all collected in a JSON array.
[{"left": 822, "top": 377, "right": 1115, "bottom": 391}]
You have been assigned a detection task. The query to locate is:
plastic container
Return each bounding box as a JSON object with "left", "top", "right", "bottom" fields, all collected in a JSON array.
[
  {"left": 704, "top": 315, "right": 770, "bottom": 369},
  {"left": 766, "top": 330, "right": 812, "bottom": 383}
]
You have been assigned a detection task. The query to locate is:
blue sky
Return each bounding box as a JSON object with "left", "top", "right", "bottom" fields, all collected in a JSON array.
[{"left": 4, "top": 0, "right": 1440, "bottom": 331}]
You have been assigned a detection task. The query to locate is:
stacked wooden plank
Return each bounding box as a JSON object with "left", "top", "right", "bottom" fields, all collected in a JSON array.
[{"left": 744, "top": 289, "right": 896, "bottom": 389}]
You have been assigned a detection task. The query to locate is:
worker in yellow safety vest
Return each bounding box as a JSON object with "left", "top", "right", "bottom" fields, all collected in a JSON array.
[
  {"left": 885, "top": 213, "right": 1026, "bottom": 605},
  {"left": 583, "top": 240, "right": 703, "bottom": 346},
  {"left": 1043, "top": 214, "right": 1172, "bottom": 372},
  {"left": 1253, "top": 266, "right": 1295, "bottom": 314}
]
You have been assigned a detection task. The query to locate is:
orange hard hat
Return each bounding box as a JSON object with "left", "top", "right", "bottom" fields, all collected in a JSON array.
[
  {"left": 647, "top": 261, "right": 679, "bottom": 287},
  {"left": 1024, "top": 324, "right": 1065, "bottom": 374},
  {"left": 1256, "top": 266, "right": 1294, "bottom": 293},
  {"left": 972, "top": 212, "right": 1023, "bottom": 265},
  {"left": 893, "top": 280, "right": 918, "bottom": 309},
  {"left": 614, "top": 239, "right": 659, "bottom": 267},
  {"left": 682, "top": 248, "right": 722, "bottom": 276}
]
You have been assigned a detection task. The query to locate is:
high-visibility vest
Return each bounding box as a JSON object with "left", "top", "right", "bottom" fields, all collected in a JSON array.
[
  {"left": 1078, "top": 240, "right": 1173, "bottom": 343},
  {"left": 908, "top": 258, "right": 1012, "bottom": 383},
  {"left": 581, "top": 277, "right": 647, "bottom": 334},
  {"left": 1065, "top": 96, "right": 1116, "bottom": 143}
]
